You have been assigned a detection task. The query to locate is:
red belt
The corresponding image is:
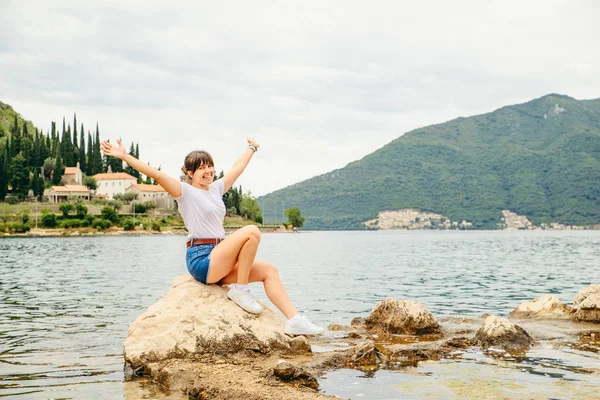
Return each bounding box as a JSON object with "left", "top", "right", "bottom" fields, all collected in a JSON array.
[{"left": 186, "top": 238, "right": 224, "bottom": 248}]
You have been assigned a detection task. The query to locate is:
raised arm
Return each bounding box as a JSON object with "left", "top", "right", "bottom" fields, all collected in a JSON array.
[
  {"left": 222, "top": 137, "right": 259, "bottom": 193},
  {"left": 100, "top": 139, "right": 182, "bottom": 198}
]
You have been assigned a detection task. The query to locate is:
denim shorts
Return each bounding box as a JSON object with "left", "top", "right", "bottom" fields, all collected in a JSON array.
[{"left": 186, "top": 244, "right": 215, "bottom": 284}]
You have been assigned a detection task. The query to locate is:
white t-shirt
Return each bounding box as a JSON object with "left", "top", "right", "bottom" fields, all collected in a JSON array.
[{"left": 175, "top": 180, "right": 226, "bottom": 239}]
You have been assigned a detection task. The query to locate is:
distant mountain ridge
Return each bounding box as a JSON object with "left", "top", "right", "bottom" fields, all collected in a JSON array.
[{"left": 258, "top": 94, "right": 600, "bottom": 229}]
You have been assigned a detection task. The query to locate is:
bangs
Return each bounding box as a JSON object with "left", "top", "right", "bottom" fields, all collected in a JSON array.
[{"left": 187, "top": 150, "right": 214, "bottom": 172}]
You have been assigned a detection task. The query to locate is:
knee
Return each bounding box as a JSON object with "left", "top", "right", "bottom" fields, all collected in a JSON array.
[
  {"left": 266, "top": 263, "right": 279, "bottom": 279},
  {"left": 244, "top": 225, "right": 261, "bottom": 241}
]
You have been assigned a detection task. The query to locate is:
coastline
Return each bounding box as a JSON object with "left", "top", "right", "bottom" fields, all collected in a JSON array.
[{"left": 0, "top": 225, "right": 297, "bottom": 238}]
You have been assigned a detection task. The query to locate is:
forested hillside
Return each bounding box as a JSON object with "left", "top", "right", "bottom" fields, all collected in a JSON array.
[
  {"left": 0, "top": 101, "right": 145, "bottom": 201},
  {"left": 258, "top": 94, "right": 600, "bottom": 229}
]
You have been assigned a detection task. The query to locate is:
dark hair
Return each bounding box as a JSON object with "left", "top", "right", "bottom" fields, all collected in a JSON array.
[{"left": 181, "top": 150, "right": 214, "bottom": 183}]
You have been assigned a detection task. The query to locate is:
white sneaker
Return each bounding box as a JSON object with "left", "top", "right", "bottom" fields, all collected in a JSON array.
[
  {"left": 285, "top": 315, "right": 325, "bottom": 336},
  {"left": 227, "top": 284, "right": 262, "bottom": 314}
]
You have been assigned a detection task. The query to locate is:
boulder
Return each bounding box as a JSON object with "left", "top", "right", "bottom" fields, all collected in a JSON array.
[
  {"left": 364, "top": 298, "right": 441, "bottom": 335},
  {"left": 509, "top": 295, "right": 572, "bottom": 319},
  {"left": 347, "top": 342, "right": 387, "bottom": 367},
  {"left": 124, "top": 275, "right": 290, "bottom": 369},
  {"left": 289, "top": 336, "right": 312, "bottom": 354},
  {"left": 474, "top": 315, "right": 534, "bottom": 351},
  {"left": 272, "top": 361, "right": 319, "bottom": 390},
  {"left": 573, "top": 284, "right": 600, "bottom": 323}
]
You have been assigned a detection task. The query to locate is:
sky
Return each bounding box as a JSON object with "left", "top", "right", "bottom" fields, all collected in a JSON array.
[{"left": 1, "top": 0, "right": 599, "bottom": 196}]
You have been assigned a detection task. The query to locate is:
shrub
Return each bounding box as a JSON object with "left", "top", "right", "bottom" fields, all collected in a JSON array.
[
  {"left": 5, "top": 196, "right": 19, "bottom": 205},
  {"left": 143, "top": 201, "right": 157, "bottom": 211},
  {"left": 123, "top": 219, "right": 135, "bottom": 231},
  {"left": 151, "top": 221, "right": 161, "bottom": 231},
  {"left": 0, "top": 223, "right": 6, "bottom": 232},
  {"left": 42, "top": 212, "right": 57, "bottom": 228},
  {"left": 134, "top": 203, "right": 147, "bottom": 213},
  {"left": 100, "top": 206, "right": 119, "bottom": 223},
  {"left": 8, "top": 222, "right": 30, "bottom": 233},
  {"left": 93, "top": 219, "right": 112, "bottom": 230},
  {"left": 76, "top": 204, "right": 88, "bottom": 218},
  {"left": 60, "top": 219, "right": 83, "bottom": 229},
  {"left": 59, "top": 203, "right": 75, "bottom": 217}
]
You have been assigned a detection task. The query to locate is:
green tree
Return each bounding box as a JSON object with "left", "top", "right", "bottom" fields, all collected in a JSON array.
[
  {"left": 76, "top": 203, "right": 88, "bottom": 218},
  {"left": 284, "top": 207, "right": 305, "bottom": 228},
  {"left": 31, "top": 167, "right": 44, "bottom": 198},
  {"left": 93, "top": 124, "right": 102, "bottom": 174},
  {"left": 86, "top": 131, "right": 93, "bottom": 175},
  {"left": 0, "top": 144, "right": 8, "bottom": 200},
  {"left": 100, "top": 206, "right": 119, "bottom": 223},
  {"left": 83, "top": 175, "right": 97, "bottom": 190},
  {"left": 60, "top": 118, "right": 74, "bottom": 166},
  {"left": 240, "top": 193, "right": 262, "bottom": 222},
  {"left": 41, "top": 212, "right": 57, "bottom": 228},
  {"left": 52, "top": 154, "right": 65, "bottom": 185},
  {"left": 79, "top": 123, "right": 86, "bottom": 173},
  {"left": 9, "top": 153, "right": 29, "bottom": 198},
  {"left": 59, "top": 203, "right": 75, "bottom": 217}
]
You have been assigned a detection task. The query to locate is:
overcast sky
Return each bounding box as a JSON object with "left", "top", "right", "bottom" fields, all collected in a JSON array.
[{"left": 1, "top": 0, "right": 599, "bottom": 195}]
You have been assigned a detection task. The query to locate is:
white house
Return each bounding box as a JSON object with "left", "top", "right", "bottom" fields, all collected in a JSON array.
[
  {"left": 125, "top": 183, "right": 175, "bottom": 209},
  {"left": 93, "top": 172, "right": 137, "bottom": 199}
]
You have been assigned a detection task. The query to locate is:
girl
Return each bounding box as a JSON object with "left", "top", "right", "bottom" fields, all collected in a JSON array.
[{"left": 101, "top": 137, "right": 324, "bottom": 335}]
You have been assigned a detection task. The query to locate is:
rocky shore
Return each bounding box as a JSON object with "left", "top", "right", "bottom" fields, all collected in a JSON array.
[{"left": 123, "top": 278, "right": 600, "bottom": 399}]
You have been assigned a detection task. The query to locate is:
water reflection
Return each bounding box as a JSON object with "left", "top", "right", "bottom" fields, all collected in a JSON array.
[{"left": 1, "top": 231, "right": 599, "bottom": 398}]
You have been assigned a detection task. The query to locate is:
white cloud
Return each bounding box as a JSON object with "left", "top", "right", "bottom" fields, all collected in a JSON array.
[{"left": 1, "top": 0, "right": 599, "bottom": 195}]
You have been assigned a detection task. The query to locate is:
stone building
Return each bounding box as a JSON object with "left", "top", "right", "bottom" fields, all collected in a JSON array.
[{"left": 126, "top": 183, "right": 175, "bottom": 209}]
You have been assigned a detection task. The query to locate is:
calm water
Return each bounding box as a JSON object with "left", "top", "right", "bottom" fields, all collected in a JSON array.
[{"left": 1, "top": 231, "right": 599, "bottom": 399}]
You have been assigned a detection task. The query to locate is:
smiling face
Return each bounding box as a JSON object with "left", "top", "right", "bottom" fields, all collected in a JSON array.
[
  {"left": 189, "top": 163, "right": 215, "bottom": 187},
  {"left": 182, "top": 150, "right": 215, "bottom": 189}
]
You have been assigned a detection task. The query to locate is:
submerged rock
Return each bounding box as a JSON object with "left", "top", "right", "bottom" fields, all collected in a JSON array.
[
  {"left": 509, "top": 295, "right": 572, "bottom": 319},
  {"left": 124, "top": 275, "right": 290, "bottom": 369},
  {"left": 573, "top": 284, "right": 600, "bottom": 323},
  {"left": 474, "top": 315, "right": 535, "bottom": 351},
  {"left": 364, "top": 298, "right": 441, "bottom": 335}
]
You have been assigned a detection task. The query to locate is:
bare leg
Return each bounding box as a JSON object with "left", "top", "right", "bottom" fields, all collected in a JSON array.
[
  {"left": 207, "top": 225, "right": 260, "bottom": 284},
  {"left": 221, "top": 260, "right": 297, "bottom": 319}
]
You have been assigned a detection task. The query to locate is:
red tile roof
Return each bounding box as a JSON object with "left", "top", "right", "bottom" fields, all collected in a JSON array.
[
  {"left": 48, "top": 185, "right": 90, "bottom": 193},
  {"left": 93, "top": 172, "right": 137, "bottom": 181},
  {"left": 63, "top": 167, "right": 81, "bottom": 175},
  {"left": 128, "top": 183, "right": 167, "bottom": 192}
]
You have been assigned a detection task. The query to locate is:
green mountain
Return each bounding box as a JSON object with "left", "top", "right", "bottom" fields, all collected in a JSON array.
[{"left": 258, "top": 94, "right": 600, "bottom": 229}]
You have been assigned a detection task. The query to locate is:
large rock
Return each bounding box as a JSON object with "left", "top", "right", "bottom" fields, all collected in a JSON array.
[
  {"left": 573, "top": 284, "right": 600, "bottom": 323},
  {"left": 474, "top": 315, "right": 534, "bottom": 351},
  {"left": 364, "top": 298, "right": 441, "bottom": 335},
  {"left": 509, "top": 295, "right": 572, "bottom": 319},
  {"left": 124, "top": 274, "right": 290, "bottom": 369}
]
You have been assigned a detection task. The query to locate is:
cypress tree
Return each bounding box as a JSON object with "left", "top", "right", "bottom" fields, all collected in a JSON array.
[
  {"left": 86, "top": 131, "right": 93, "bottom": 175},
  {"left": 72, "top": 114, "right": 78, "bottom": 148},
  {"left": 50, "top": 122, "right": 57, "bottom": 156},
  {"left": 79, "top": 124, "right": 86, "bottom": 173},
  {"left": 53, "top": 154, "right": 65, "bottom": 185},
  {"left": 32, "top": 167, "right": 43, "bottom": 198},
  {"left": 9, "top": 153, "right": 29, "bottom": 198},
  {"left": 61, "top": 122, "right": 74, "bottom": 166},
  {"left": 125, "top": 143, "right": 136, "bottom": 177},
  {"left": 93, "top": 124, "right": 102, "bottom": 174}
]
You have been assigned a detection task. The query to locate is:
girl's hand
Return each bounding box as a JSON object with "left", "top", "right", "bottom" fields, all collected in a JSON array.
[
  {"left": 101, "top": 139, "right": 127, "bottom": 159},
  {"left": 247, "top": 136, "right": 260, "bottom": 149}
]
